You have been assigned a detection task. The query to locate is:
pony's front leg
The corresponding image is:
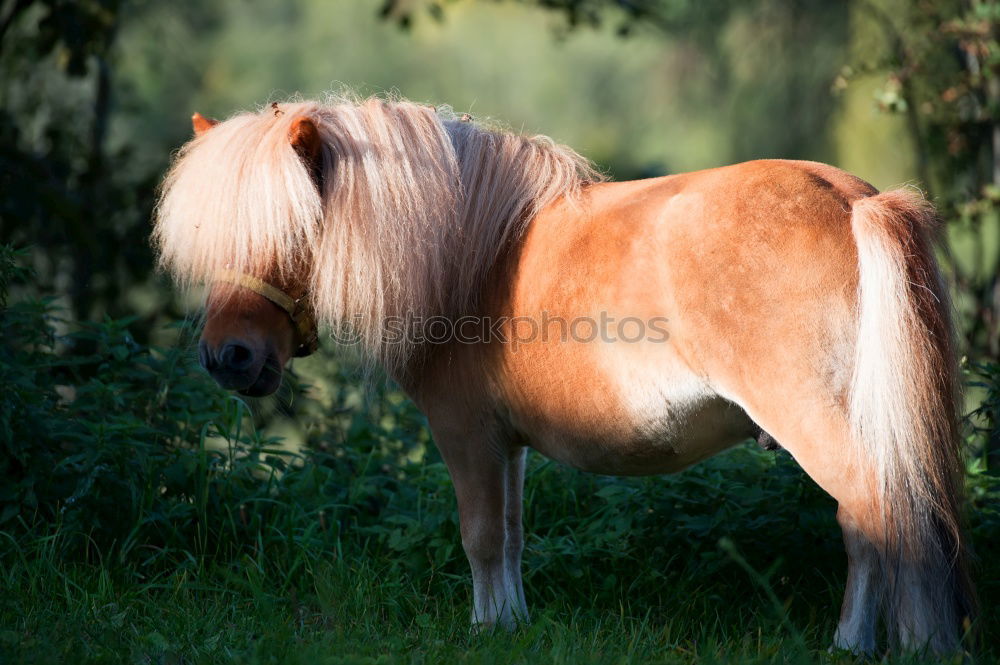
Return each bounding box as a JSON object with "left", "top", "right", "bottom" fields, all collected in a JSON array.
[{"left": 435, "top": 429, "right": 527, "bottom": 630}]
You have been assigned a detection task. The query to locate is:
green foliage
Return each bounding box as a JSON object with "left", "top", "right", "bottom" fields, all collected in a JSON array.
[
  {"left": 835, "top": 0, "right": 1000, "bottom": 356},
  {"left": 0, "top": 0, "right": 159, "bottom": 322},
  {"left": 0, "top": 243, "right": 429, "bottom": 577},
  {"left": 965, "top": 358, "right": 1000, "bottom": 557},
  {"left": 0, "top": 0, "right": 121, "bottom": 76},
  {"left": 381, "top": 0, "right": 737, "bottom": 40},
  {"left": 1, "top": 243, "right": 225, "bottom": 557}
]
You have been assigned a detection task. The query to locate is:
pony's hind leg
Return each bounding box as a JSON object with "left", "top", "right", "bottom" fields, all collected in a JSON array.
[
  {"left": 751, "top": 409, "right": 885, "bottom": 653},
  {"left": 832, "top": 507, "right": 879, "bottom": 654},
  {"left": 833, "top": 488, "right": 966, "bottom": 653},
  {"left": 742, "top": 400, "right": 964, "bottom": 654}
]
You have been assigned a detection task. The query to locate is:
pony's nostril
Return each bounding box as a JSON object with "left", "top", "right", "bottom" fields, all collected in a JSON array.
[
  {"left": 198, "top": 340, "right": 217, "bottom": 371},
  {"left": 220, "top": 342, "right": 254, "bottom": 371}
]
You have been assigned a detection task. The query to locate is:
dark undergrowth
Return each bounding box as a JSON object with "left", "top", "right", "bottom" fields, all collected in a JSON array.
[{"left": 2, "top": 243, "right": 999, "bottom": 664}]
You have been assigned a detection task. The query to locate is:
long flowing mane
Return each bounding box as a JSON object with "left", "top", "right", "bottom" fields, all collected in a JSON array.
[{"left": 153, "top": 95, "right": 602, "bottom": 374}]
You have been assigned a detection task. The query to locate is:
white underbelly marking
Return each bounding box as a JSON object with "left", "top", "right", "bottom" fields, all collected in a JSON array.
[{"left": 601, "top": 347, "right": 749, "bottom": 467}]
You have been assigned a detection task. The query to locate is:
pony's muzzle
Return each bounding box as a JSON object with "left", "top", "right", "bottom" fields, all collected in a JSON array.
[{"left": 199, "top": 338, "right": 266, "bottom": 392}]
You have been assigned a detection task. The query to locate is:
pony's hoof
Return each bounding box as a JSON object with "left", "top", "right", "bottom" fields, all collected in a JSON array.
[
  {"left": 471, "top": 614, "right": 521, "bottom": 634},
  {"left": 827, "top": 642, "right": 876, "bottom": 658}
]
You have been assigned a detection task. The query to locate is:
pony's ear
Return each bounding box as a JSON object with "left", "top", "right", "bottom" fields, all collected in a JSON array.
[
  {"left": 288, "top": 116, "right": 322, "bottom": 168},
  {"left": 192, "top": 112, "right": 219, "bottom": 136}
]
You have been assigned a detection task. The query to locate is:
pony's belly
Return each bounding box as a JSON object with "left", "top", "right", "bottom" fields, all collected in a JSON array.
[
  {"left": 520, "top": 395, "right": 751, "bottom": 476},
  {"left": 503, "top": 353, "right": 756, "bottom": 476}
]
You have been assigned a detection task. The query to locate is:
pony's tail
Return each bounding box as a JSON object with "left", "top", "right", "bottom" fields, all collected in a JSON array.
[{"left": 848, "top": 189, "right": 974, "bottom": 651}]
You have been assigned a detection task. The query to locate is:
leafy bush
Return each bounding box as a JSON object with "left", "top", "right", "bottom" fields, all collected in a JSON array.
[
  {"left": 0, "top": 243, "right": 461, "bottom": 589},
  {"left": 965, "top": 359, "right": 1000, "bottom": 562},
  {"left": 1, "top": 244, "right": 237, "bottom": 562}
]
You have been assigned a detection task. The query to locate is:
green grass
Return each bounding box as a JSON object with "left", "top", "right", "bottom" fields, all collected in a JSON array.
[
  {"left": 2, "top": 443, "right": 998, "bottom": 665},
  {"left": 0, "top": 537, "right": 874, "bottom": 665},
  {"left": 3, "top": 503, "right": 993, "bottom": 665}
]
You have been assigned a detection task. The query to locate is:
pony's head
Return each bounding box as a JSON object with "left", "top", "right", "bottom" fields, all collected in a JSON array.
[
  {"left": 156, "top": 106, "right": 326, "bottom": 395},
  {"left": 153, "top": 97, "right": 600, "bottom": 395}
]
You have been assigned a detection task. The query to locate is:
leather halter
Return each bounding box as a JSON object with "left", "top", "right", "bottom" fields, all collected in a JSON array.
[{"left": 213, "top": 270, "right": 319, "bottom": 357}]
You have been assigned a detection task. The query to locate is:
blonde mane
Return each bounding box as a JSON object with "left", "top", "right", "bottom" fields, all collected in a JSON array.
[{"left": 153, "top": 95, "right": 602, "bottom": 374}]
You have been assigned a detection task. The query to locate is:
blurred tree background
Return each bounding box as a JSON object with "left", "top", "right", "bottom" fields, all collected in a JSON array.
[{"left": 1, "top": 0, "right": 997, "bottom": 355}]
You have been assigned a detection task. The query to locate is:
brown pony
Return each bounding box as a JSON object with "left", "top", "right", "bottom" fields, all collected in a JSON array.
[{"left": 154, "top": 96, "right": 974, "bottom": 654}]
